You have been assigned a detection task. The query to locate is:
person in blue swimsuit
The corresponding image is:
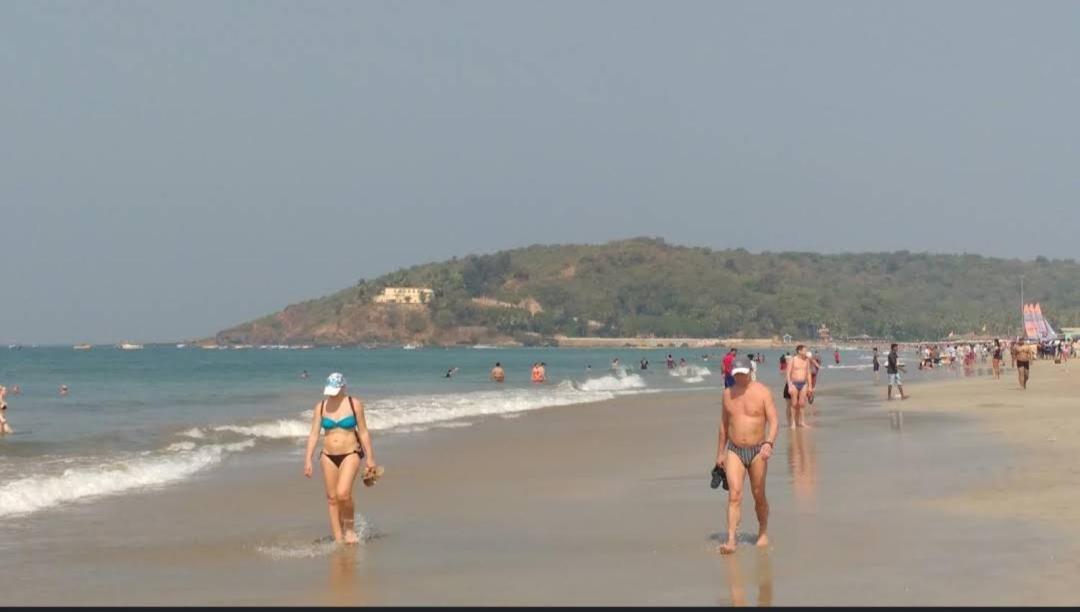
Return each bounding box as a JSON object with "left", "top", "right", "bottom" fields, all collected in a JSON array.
[{"left": 303, "top": 372, "right": 380, "bottom": 544}]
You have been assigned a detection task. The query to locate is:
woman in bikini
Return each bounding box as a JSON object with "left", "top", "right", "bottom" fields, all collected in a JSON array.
[{"left": 303, "top": 372, "right": 380, "bottom": 544}]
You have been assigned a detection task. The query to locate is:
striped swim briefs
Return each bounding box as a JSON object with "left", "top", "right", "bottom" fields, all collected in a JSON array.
[{"left": 726, "top": 439, "right": 764, "bottom": 468}]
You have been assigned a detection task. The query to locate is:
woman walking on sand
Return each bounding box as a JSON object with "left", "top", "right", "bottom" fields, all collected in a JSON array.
[{"left": 303, "top": 373, "right": 382, "bottom": 544}]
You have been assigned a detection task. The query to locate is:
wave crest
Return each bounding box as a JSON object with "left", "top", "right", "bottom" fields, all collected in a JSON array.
[{"left": 0, "top": 440, "right": 255, "bottom": 518}]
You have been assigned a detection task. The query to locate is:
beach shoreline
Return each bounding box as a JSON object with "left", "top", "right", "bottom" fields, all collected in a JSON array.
[{"left": 4, "top": 360, "right": 1079, "bottom": 604}]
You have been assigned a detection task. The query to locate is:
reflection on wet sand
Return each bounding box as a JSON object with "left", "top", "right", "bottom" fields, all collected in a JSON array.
[
  {"left": 322, "top": 545, "right": 371, "bottom": 606},
  {"left": 889, "top": 410, "right": 904, "bottom": 431},
  {"left": 786, "top": 428, "right": 818, "bottom": 506},
  {"left": 722, "top": 550, "right": 773, "bottom": 607}
]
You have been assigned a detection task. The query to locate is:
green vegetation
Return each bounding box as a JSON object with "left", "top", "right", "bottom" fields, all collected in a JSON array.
[{"left": 217, "top": 237, "right": 1080, "bottom": 344}]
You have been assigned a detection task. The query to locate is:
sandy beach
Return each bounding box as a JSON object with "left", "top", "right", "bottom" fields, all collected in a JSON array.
[{"left": 4, "top": 360, "right": 1080, "bottom": 605}]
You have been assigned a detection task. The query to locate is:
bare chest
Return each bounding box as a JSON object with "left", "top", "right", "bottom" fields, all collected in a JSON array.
[{"left": 727, "top": 394, "right": 766, "bottom": 418}]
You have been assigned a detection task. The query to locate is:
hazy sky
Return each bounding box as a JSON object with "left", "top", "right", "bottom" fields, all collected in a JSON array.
[{"left": 3, "top": 1, "right": 1080, "bottom": 344}]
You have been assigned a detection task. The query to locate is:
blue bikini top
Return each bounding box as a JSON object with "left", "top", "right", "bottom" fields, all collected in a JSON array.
[
  {"left": 321, "top": 397, "right": 357, "bottom": 430},
  {"left": 322, "top": 413, "right": 357, "bottom": 430}
]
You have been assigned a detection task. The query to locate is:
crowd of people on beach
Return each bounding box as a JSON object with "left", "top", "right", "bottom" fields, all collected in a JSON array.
[{"left": 706, "top": 334, "right": 1076, "bottom": 555}]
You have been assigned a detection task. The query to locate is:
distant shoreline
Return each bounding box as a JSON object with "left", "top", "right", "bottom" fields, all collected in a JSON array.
[{"left": 12, "top": 337, "right": 980, "bottom": 350}]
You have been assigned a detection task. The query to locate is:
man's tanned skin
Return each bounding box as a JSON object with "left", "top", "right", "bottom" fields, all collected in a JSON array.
[{"left": 716, "top": 362, "right": 779, "bottom": 555}]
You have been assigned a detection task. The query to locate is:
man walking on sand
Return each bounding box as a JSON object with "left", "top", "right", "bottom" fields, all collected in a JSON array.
[
  {"left": 715, "top": 356, "right": 779, "bottom": 554},
  {"left": 1015, "top": 338, "right": 1036, "bottom": 389},
  {"left": 886, "top": 343, "right": 908, "bottom": 400},
  {"left": 785, "top": 345, "right": 813, "bottom": 428}
]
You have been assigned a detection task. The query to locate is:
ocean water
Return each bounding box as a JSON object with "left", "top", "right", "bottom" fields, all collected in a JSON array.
[{"left": 0, "top": 345, "right": 955, "bottom": 518}]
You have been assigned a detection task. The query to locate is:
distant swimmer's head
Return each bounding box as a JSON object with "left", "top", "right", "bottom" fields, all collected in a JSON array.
[{"left": 323, "top": 372, "right": 347, "bottom": 396}]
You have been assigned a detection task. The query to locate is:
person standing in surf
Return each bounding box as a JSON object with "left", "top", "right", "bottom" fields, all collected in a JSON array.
[
  {"left": 722, "top": 348, "right": 738, "bottom": 389},
  {"left": 872, "top": 347, "right": 881, "bottom": 382},
  {"left": 304, "top": 372, "right": 380, "bottom": 545},
  {"left": 714, "top": 356, "right": 779, "bottom": 554},
  {"left": 0, "top": 385, "right": 12, "bottom": 434}
]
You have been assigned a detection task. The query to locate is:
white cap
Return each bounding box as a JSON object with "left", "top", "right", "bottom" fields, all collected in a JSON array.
[{"left": 323, "top": 372, "right": 347, "bottom": 396}]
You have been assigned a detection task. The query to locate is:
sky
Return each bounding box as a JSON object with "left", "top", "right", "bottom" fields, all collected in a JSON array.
[{"left": 3, "top": 0, "right": 1080, "bottom": 344}]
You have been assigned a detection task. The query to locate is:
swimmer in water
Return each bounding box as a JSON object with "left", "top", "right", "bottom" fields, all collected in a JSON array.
[
  {"left": 59, "top": 384, "right": 69, "bottom": 397},
  {"left": 530, "top": 363, "right": 546, "bottom": 383},
  {"left": 490, "top": 362, "right": 505, "bottom": 382},
  {"left": 301, "top": 370, "right": 309, "bottom": 380},
  {"left": 445, "top": 367, "right": 458, "bottom": 378},
  {"left": 303, "top": 373, "right": 380, "bottom": 545}
]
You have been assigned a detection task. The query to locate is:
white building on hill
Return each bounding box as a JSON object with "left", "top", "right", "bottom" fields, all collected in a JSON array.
[{"left": 373, "top": 287, "right": 434, "bottom": 305}]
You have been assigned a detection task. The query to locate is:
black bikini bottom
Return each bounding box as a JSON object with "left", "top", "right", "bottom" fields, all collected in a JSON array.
[{"left": 322, "top": 449, "right": 363, "bottom": 467}]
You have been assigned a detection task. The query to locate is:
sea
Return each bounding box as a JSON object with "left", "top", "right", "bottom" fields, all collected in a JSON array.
[{"left": 0, "top": 344, "right": 958, "bottom": 519}]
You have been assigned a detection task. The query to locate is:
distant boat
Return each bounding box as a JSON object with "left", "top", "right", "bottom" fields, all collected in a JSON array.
[
  {"left": 119, "top": 343, "right": 144, "bottom": 350},
  {"left": 176, "top": 343, "right": 188, "bottom": 349},
  {"left": 402, "top": 343, "right": 420, "bottom": 350},
  {"left": 471, "top": 344, "right": 498, "bottom": 349},
  {"left": 7, "top": 344, "right": 21, "bottom": 350},
  {"left": 73, "top": 344, "right": 93, "bottom": 350}
]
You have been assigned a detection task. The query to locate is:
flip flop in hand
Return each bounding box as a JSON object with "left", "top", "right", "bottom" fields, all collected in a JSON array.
[{"left": 362, "top": 465, "right": 385, "bottom": 487}]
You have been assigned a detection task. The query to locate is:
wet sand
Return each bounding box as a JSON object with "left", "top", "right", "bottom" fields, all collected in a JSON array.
[{"left": 4, "top": 362, "right": 1079, "bottom": 604}]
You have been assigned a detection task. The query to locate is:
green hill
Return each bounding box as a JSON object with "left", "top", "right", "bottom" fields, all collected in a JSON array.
[{"left": 214, "top": 237, "right": 1080, "bottom": 345}]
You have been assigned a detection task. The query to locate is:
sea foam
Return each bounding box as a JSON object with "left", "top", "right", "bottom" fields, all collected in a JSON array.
[
  {"left": 194, "top": 375, "right": 653, "bottom": 441},
  {"left": 0, "top": 440, "right": 255, "bottom": 518}
]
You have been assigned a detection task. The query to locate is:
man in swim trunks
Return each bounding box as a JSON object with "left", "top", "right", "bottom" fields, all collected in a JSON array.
[
  {"left": 1015, "top": 339, "right": 1036, "bottom": 389},
  {"left": 490, "top": 362, "right": 505, "bottom": 382},
  {"left": 714, "top": 356, "right": 778, "bottom": 554},
  {"left": 785, "top": 345, "right": 813, "bottom": 428}
]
